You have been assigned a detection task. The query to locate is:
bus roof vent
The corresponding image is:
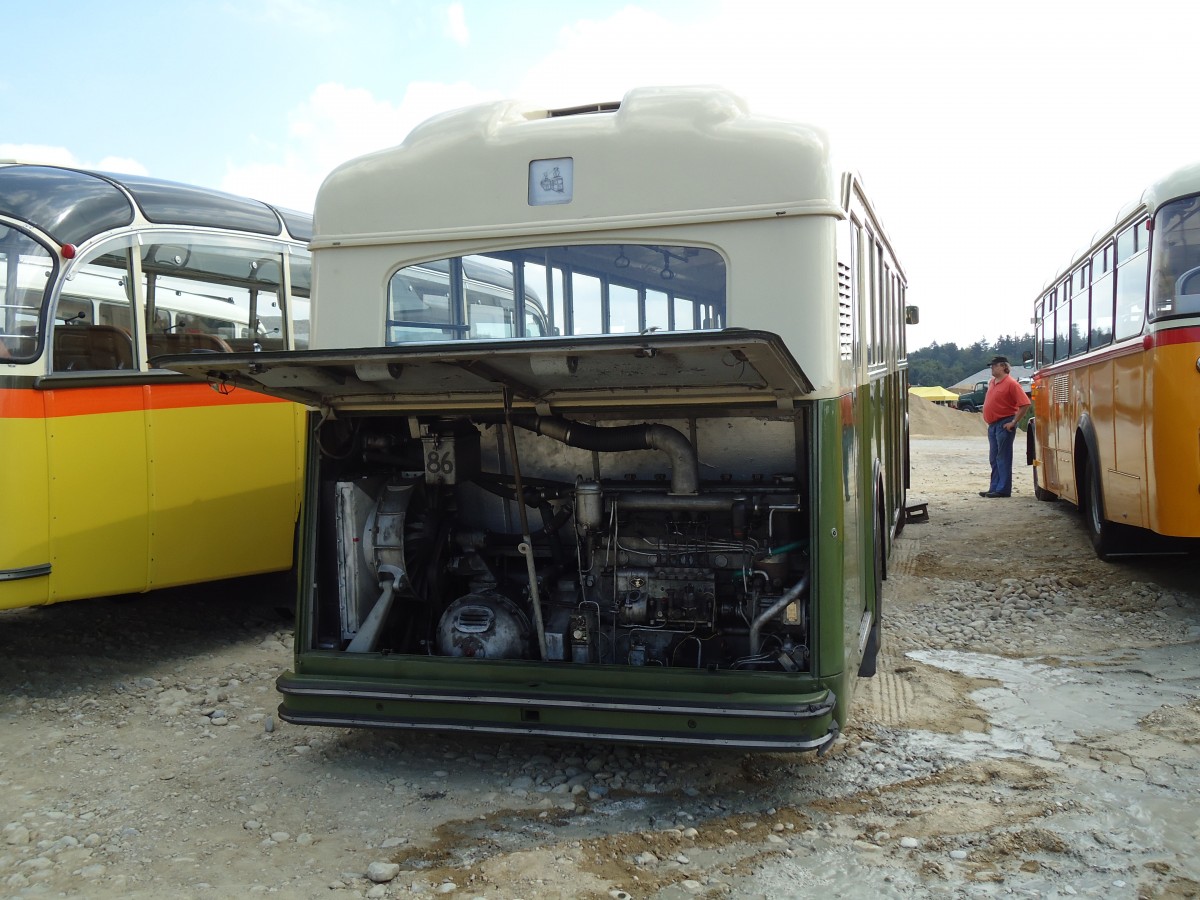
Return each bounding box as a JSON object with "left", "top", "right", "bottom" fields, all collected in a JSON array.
[{"left": 546, "top": 101, "right": 620, "bottom": 118}]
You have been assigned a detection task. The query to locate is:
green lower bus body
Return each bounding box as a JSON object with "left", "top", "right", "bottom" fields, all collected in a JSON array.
[
  {"left": 160, "top": 334, "right": 882, "bottom": 754},
  {"left": 277, "top": 658, "right": 841, "bottom": 751}
]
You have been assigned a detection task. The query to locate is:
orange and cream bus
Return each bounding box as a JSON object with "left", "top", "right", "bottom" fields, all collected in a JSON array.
[
  {"left": 0, "top": 164, "right": 311, "bottom": 609},
  {"left": 1027, "top": 161, "right": 1200, "bottom": 558}
]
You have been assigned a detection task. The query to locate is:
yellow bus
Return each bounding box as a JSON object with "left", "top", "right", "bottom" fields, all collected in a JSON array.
[
  {"left": 1027, "top": 160, "right": 1200, "bottom": 558},
  {"left": 163, "top": 87, "right": 915, "bottom": 751},
  {"left": 0, "top": 164, "right": 311, "bottom": 609}
]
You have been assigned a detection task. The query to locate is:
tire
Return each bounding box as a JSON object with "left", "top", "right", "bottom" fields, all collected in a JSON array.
[
  {"left": 1027, "top": 421, "right": 1056, "bottom": 501},
  {"left": 1083, "top": 456, "right": 1122, "bottom": 559},
  {"left": 1032, "top": 463, "right": 1057, "bottom": 502},
  {"left": 958, "top": 403, "right": 975, "bottom": 413}
]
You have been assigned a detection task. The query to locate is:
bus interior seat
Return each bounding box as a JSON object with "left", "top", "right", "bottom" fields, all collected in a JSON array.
[
  {"left": 147, "top": 332, "right": 233, "bottom": 358},
  {"left": 52, "top": 325, "right": 135, "bottom": 372}
]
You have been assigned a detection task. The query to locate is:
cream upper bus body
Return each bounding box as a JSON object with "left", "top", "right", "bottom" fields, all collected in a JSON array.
[{"left": 310, "top": 86, "right": 854, "bottom": 397}]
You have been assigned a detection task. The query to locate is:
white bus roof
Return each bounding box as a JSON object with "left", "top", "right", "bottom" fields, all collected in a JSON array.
[
  {"left": 1141, "top": 159, "right": 1200, "bottom": 215},
  {"left": 1046, "top": 159, "right": 1200, "bottom": 291},
  {"left": 313, "top": 86, "right": 840, "bottom": 247}
]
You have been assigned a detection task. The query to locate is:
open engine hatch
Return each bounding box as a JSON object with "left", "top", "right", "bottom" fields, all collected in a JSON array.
[{"left": 153, "top": 329, "right": 813, "bottom": 414}]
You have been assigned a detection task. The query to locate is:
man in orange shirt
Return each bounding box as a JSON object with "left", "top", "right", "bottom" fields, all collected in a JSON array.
[{"left": 979, "top": 355, "right": 1031, "bottom": 498}]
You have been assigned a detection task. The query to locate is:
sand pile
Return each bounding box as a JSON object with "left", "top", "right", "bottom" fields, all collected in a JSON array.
[{"left": 909, "top": 394, "right": 986, "bottom": 437}]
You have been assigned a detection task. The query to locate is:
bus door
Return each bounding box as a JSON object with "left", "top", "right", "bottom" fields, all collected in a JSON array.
[
  {"left": 1110, "top": 353, "right": 1146, "bottom": 526},
  {"left": 2, "top": 229, "right": 52, "bottom": 607},
  {"left": 140, "top": 239, "right": 302, "bottom": 588},
  {"left": 1108, "top": 228, "right": 1149, "bottom": 527},
  {"left": 1048, "top": 287, "right": 1074, "bottom": 497},
  {"left": 44, "top": 387, "right": 149, "bottom": 601},
  {"left": 838, "top": 392, "right": 863, "bottom": 679},
  {"left": 45, "top": 244, "right": 150, "bottom": 601}
]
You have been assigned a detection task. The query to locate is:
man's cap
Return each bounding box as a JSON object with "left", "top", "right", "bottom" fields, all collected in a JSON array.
[{"left": 990, "top": 355, "right": 1009, "bottom": 366}]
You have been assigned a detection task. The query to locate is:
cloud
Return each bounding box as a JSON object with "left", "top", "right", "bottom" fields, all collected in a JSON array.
[
  {"left": 1, "top": 144, "right": 79, "bottom": 166},
  {"left": 0, "top": 144, "right": 148, "bottom": 175},
  {"left": 445, "top": 2, "right": 469, "bottom": 46},
  {"left": 220, "top": 80, "right": 498, "bottom": 211}
]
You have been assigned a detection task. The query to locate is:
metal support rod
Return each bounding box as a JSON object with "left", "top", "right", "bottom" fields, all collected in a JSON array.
[{"left": 502, "top": 389, "right": 549, "bottom": 661}]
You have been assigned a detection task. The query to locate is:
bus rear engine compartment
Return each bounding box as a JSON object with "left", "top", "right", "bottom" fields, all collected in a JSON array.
[{"left": 312, "top": 413, "right": 812, "bottom": 674}]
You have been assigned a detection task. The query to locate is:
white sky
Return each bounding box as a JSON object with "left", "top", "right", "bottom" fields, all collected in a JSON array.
[{"left": 4, "top": 0, "right": 1199, "bottom": 350}]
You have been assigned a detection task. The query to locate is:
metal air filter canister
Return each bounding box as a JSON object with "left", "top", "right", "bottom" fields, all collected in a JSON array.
[{"left": 436, "top": 592, "right": 533, "bottom": 659}]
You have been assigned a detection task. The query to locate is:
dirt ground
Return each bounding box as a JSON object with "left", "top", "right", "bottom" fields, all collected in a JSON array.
[{"left": 2, "top": 398, "right": 1198, "bottom": 899}]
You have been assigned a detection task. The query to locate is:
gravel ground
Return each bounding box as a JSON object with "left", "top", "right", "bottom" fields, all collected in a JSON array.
[{"left": 1, "top": 424, "right": 1198, "bottom": 899}]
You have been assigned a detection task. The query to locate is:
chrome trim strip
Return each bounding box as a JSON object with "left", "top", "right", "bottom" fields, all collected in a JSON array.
[
  {"left": 278, "top": 712, "right": 836, "bottom": 751},
  {"left": 0, "top": 564, "right": 51, "bottom": 582},
  {"left": 278, "top": 684, "right": 834, "bottom": 719}
]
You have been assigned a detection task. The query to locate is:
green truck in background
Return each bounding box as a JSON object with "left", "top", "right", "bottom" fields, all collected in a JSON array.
[
  {"left": 956, "top": 381, "right": 989, "bottom": 413},
  {"left": 956, "top": 374, "right": 1032, "bottom": 413}
]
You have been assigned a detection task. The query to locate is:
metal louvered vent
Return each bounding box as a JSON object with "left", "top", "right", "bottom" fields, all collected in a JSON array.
[
  {"left": 1053, "top": 373, "right": 1069, "bottom": 404},
  {"left": 453, "top": 607, "right": 495, "bottom": 633},
  {"left": 837, "top": 261, "right": 853, "bottom": 360}
]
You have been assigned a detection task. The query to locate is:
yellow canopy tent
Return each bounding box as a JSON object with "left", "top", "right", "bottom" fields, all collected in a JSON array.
[{"left": 909, "top": 386, "right": 960, "bottom": 405}]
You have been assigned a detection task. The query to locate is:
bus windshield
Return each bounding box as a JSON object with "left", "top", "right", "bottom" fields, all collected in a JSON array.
[
  {"left": 1151, "top": 195, "right": 1200, "bottom": 319},
  {"left": 387, "top": 245, "right": 726, "bottom": 342}
]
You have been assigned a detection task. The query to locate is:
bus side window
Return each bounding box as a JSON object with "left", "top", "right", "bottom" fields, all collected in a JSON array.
[
  {"left": 1069, "top": 265, "right": 1089, "bottom": 355},
  {"left": 1114, "top": 224, "right": 1148, "bottom": 341},
  {"left": 1090, "top": 245, "right": 1114, "bottom": 348},
  {"left": 465, "top": 256, "right": 517, "bottom": 339},
  {"left": 386, "top": 267, "right": 457, "bottom": 343},
  {"left": 289, "top": 250, "right": 312, "bottom": 349},
  {"left": 0, "top": 228, "right": 55, "bottom": 363},
  {"left": 1054, "top": 287, "right": 1070, "bottom": 362},
  {"left": 52, "top": 246, "right": 137, "bottom": 373},
  {"left": 142, "top": 240, "right": 287, "bottom": 354}
]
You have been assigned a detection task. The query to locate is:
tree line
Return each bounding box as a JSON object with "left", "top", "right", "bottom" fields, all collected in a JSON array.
[{"left": 907, "top": 334, "right": 1035, "bottom": 388}]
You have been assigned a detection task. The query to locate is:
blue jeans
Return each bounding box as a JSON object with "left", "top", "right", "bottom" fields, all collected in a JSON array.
[{"left": 987, "top": 417, "right": 1016, "bottom": 495}]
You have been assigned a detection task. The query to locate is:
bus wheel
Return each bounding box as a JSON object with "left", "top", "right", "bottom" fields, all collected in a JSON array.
[
  {"left": 1083, "top": 457, "right": 1120, "bottom": 559},
  {"left": 1033, "top": 463, "right": 1056, "bottom": 502}
]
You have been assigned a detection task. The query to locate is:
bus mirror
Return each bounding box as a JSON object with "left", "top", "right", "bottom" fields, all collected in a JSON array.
[
  {"left": 904, "top": 305, "right": 920, "bottom": 325},
  {"left": 1021, "top": 350, "right": 1033, "bottom": 367}
]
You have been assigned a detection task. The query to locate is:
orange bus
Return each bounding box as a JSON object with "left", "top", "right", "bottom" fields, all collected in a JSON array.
[
  {"left": 1027, "top": 161, "right": 1200, "bottom": 558},
  {"left": 0, "top": 164, "right": 311, "bottom": 609}
]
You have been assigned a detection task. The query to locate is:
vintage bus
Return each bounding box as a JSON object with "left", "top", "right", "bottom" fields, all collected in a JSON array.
[
  {"left": 1027, "top": 161, "right": 1200, "bottom": 558},
  {"left": 161, "top": 87, "right": 914, "bottom": 751},
  {"left": 0, "top": 164, "right": 311, "bottom": 609}
]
